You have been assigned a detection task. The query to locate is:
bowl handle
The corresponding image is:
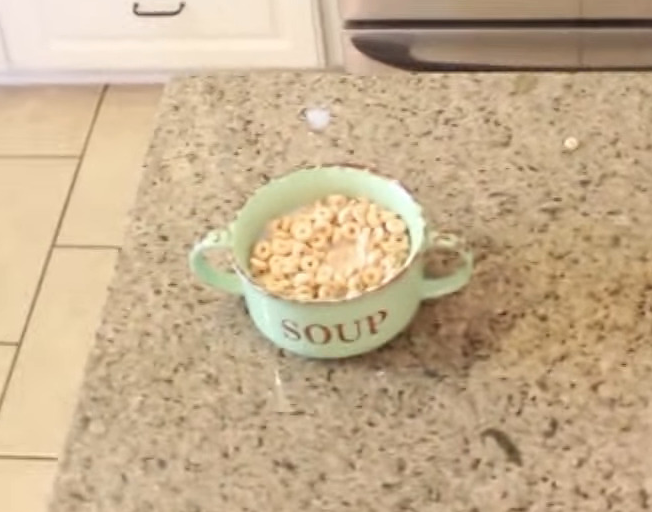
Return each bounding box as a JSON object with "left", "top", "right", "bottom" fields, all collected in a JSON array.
[
  {"left": 421, "top": 231, "right": 473, "bottom": 300},
  {"left": 189, "top": 229, "right": 243, "bottom": 295}
]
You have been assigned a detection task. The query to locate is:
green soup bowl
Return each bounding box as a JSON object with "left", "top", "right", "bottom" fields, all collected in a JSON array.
[{"left": 189, "top": 165, "right": 472, "bottom": 358}]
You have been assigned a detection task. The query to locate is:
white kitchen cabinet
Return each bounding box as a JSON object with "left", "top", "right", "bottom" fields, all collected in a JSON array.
[
  {"left": 320, "top": 0, "right": 342, "bottom": 67},
  {"left": 0, "top": 0, "right": 321, "bottom": 71},
  {"left": 0, "top": 33, "right": 7, "bottom": 70}
]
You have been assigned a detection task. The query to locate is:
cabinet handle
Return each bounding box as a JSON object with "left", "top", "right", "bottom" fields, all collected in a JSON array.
[{"left": 132, "top": 2, "right": 186, "bottom": 17}]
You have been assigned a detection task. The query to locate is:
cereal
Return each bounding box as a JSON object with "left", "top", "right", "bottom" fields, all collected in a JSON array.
[
  {"left": 268, "top": 216, "right": 293, "bottom": 237},
  {"left": 262, "top": 275, "right": 290, "bottom": 294},
  {"left": 309, "top": 233, "right": 329, "bottom": 250},
  {"left": 268, "top": 255, "right": 286, "bottom": 277},
  {"left": 380, "top": 209, "right": 398, "bottom": 223},
  {"left": 351, "top": 203, "right": 368, "bottom": 223},
  {"left": 269, "top": 218, "right": 283, "bottom": 232},
  {"left": 249, "top": 257, "right": 268, "bottom": 274},
  {"left": 361, "top": 266, "right": 383, "bottom": 287},
  {"left": 252, "top": 240, "right": 272, "bottom": 260},
  {"left": 271, "top": 238, "right": 293, "bottom": 256},
  {"left": 293, "top": 272, "right": 313, "bottom": 287},
  {"left": 366, "top": 209, "right": 382, "bottom": 228},
  {"left": 249, "top": 194, "right": 411, "bottom": 301},
  {"left": 326, "top": 194, "right": 348, "bottom": 210},
  {"left": 311, "top": 249, "right": 327, "bottom": 263},
  {"left": 291, "top": 220, "right": 312, "bottom": 241},
  {"left": 294, "top": 285, "right": 315, "bottom": 301},
  {"left": 279, "top": 216, "right": 293, "bottom": 231},
  {"left": 331, "top": 226, "right": 343, "bottom": 244},
  {"left": 366, "top": 249, "right": 384, "bottom": 265},
  {"left": 332, "top": 271, "right": 347, "bottom": 289},
  {"left": 371, "top": 226, "right": 386, "bottom": 243},
  {"left": 314, "top": 206, "right": 334, "bottom": 223},
  {"left": 313, "top": 220, "right": 333, "bottom": 238},
  {"left": 381, "top": 242, "right": 403, "bottom": 254},
  {"left": 359, "top": 226, "right": 371, "bottom": 245},
  {"left": 340, "top": 222, "right": 361, "bottom": 241},
  {"left": 300, "top": 255, "right": 320, "bottom": 272},
  {"left": 317, "top": 284, "right": 337, "bottom": 299},
  {"left": 291, "top": 241, "right": 309, "bottom": 256},
  {"left": 383, "top": 233, "right": 410, "bottom": 252},
  {"left": 386, "top": 217, "right": 407, "bottom": 235},
  {"left": 354, "top": 196, "right": 370, "bottom": 208},
  {"left": 381, "top": 252, "right": 407, "bottom": 271},
  {"left": 315, "top": 265, "right": 334, "bottom": 285},
  {"left": 270, "top": 228, "right": 292, "bottom": 240},
  {"left": 336, "top": 206, "right": 354, "bottom": 225},
  {"left": 347, "top": 274, "right": 363, "bottom": 292},
  {"left": 279, "top": 257, "right": 299, "bottom": 275}
]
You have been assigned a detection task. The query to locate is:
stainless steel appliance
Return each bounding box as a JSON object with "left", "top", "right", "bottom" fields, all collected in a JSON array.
[{"left": 341, "top": 0, "right": 652, "bottom": 71}]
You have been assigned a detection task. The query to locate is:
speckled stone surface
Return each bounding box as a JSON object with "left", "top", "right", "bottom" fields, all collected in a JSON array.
[{"left": 50, "top": 73, "right": 652, "bottom": 512}]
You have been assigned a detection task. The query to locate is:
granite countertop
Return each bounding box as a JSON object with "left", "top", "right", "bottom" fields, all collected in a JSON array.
[{"left": 50, "top": 73, "right": 652, "bottom": 512}]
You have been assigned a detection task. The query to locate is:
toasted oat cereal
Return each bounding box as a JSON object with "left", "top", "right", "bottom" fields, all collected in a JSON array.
[
  {"left": 291, "top": 220, "right": 312, "bottom": 241},
  {"left": 249, "top": 194, "right": 411, "bottom": 300}
]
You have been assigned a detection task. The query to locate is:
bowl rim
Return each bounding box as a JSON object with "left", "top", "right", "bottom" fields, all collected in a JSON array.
[{"left": 230, "top": 163, "right": 428, "bottom": 306}]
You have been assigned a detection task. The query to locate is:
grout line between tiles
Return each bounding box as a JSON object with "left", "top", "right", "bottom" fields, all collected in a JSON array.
[
  {"left": 55, "top": 244, "right": 122, "bottom": 251},
  {"left": 0, "top": 85, "right": 108, "bottom": 419},
  {"left": 0, "top": 454, "right": 57, "bottom": 462},
  {"left": 0, "top": 341, "right": 18, "bottom": 347}
]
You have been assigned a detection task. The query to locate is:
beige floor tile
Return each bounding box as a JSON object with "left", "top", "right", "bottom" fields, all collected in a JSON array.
[
  {"left": 0, "top": 459, "right": 57, "bottom": 512},
  {"left": 0, "top": 346, "right": 15, "bottom": 395},
  {"left": 0, "top": 159, "right": 76, "bottom": 342},
  {"left": 0, "top": 86, "right": 102, "bottom": 156},
  {"left": 58, "top": 85, "right": 162, "bottom": 246},
  {"left": 0, "top": 249, "right": 117, "bottom": 457}
]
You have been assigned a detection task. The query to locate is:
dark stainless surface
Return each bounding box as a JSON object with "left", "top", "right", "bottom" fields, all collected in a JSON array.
[
  {"left": 339, "top": 0, "right": 580, "bottom": 20},
  {"left": 583, "top": 0, "right": 652, "bottom": 18},
  {"left": 348, "top": 28, "right": 581, "bottom": 71},
  {"left": 582, "top": 28, "right": 652, "bottom": 66},
  {"left": 345, "top": 28, "right": 652, "bottom": 71},
  {"left": 340, "top": 0, "right": 652, "bottom": 71}
]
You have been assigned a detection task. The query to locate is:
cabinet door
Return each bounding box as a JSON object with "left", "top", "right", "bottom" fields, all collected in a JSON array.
[
  {"left": 0, "top": 34, "right": 7, "bottom": 70},
  {"left": 0, "top": 0, "right": 320, "bottom": 70},
  {"left": 0, "top": 18, "right": 8, "bottom": 69}
]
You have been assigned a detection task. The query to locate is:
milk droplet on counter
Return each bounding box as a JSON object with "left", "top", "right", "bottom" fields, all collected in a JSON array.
[{"left": 304, "top": 107, "right": 331, "bottom": 131}]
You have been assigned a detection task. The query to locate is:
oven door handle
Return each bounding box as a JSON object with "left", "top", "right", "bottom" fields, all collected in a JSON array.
[{"left": 350, "top": 35, "right": 577, "bottom": 72}]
